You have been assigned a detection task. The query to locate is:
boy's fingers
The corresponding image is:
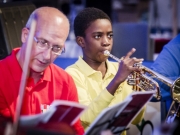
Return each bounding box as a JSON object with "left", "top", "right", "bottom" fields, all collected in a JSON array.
[{"left": 124, "top": 48, "right": 136, "bottom": 59}]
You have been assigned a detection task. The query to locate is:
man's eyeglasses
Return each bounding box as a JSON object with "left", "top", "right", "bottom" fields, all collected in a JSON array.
[{"left": 33, "top": 37, "right": 65, "bottom": 55}]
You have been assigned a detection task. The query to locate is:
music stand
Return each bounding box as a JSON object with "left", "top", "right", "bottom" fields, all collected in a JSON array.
[{"left": 85, "top": 91, "right": 154, "bottom": 135}]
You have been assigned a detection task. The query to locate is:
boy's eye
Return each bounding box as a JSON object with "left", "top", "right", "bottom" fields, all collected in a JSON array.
[{"left": 108, "top": 34, "right": 113, "bottom": 38}]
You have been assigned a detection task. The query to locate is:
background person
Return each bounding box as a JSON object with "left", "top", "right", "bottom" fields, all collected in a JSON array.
[
  {"left": 151, "top": 34, "right": 180, "bottom": 135},
  {"left": 151, "top": 34, "right": 180, "bottom": 114}
]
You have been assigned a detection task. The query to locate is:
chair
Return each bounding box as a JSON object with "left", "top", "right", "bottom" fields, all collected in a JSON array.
[
  {"left": 0, "top": 1, "right": 36, "bottom": 59},
  {"left": 111, "top": 22, "right": 154, "bottom": 61}
]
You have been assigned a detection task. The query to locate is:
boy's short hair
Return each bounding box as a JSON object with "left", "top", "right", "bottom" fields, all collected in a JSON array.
[{"left": 74, "top": 7, "right": 111, "bottom": 37}]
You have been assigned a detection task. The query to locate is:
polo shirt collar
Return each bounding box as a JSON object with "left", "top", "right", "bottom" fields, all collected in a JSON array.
[
  {"left": 76, "top": 56, "right": 116, "bottom": 77},
  {"left": 41, "top": 66, "right": 51, "bottom": 82},
  {"left": 106, "top": 60, "right": 117, "bottom": 76}
]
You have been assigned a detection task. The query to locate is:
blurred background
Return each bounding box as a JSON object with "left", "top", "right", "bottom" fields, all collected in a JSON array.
[
  {"left": 0, "top": 1, "right": 179, "bottom": 134},
  {"left": 0, "top": 0, "right": 179, "bottom": 61}
]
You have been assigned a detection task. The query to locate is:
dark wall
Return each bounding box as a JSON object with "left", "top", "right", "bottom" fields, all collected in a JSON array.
[
  {"left": 85, "top": 0, "right": 112, "bottom": 19},
  {"left": 11, "top": 0, "right": 60, "bottom": 9}
]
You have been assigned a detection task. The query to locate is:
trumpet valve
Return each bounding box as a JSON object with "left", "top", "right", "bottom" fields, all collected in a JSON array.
[
  {"left": 127, "top": 78, "right": 136, "bottom": 85},
  {"left": 133, "top": 62, "right": 142, "bottom": 68}
]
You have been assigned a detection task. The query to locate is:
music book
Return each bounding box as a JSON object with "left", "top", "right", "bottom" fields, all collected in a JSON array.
[
  {"left": 85, "top": 91, "right": 155, "bottom": 135},
  {"left": 19, "top": 100, "right": 87, "bottom": 127}
]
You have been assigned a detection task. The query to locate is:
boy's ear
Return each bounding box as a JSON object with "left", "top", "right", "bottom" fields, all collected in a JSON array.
[{"left": 76, "top": 36, "right": 85, "bottom": 48}]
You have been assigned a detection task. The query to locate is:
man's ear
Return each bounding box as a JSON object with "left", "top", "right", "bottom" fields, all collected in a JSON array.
[
  {"left": 76, "top": 36, "right": 85, "bottom": 48},
  {"left": 21, "top": 27, "right": 29, "bottom": 43}
]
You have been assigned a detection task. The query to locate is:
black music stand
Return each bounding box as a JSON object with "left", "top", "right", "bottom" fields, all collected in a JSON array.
[{"left": 85, "top": 91, "right": 154, "bottom": 135}]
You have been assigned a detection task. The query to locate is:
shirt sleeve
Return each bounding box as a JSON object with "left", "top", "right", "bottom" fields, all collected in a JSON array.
[
  {"left": 151, "top": 43, "right": 180, "bottom": 78},
  {"left": 151, "top": 39, "right": 180, "bottom": 99}
]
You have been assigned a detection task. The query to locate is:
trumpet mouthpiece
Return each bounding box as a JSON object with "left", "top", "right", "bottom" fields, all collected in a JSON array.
[{"left": 103, "top": 50, "right": 110, "bottom": 56}]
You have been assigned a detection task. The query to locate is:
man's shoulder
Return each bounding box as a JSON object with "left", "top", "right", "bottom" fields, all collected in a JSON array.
[
  {"left": 50, "top": 63, "right": 63, "bottom": 70},
  {"left": 0, "top": 57, "right": 12, "bottom": 86},
  {"left": 0, "top": 57, "right": 9, "bottom": 72},
  {"left": 49, "top": 63, "right": 73, "bottom": 80},
  {"left": 50, "top": 63, "right": 68, "bottom": 74},
  {"left": 0, "top": 51, "right": 17, "bottom": 70}
]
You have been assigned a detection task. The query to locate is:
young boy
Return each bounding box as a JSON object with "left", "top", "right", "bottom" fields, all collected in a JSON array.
[{"left": 66, "top": 7, "right": 144, "bottom": 135}]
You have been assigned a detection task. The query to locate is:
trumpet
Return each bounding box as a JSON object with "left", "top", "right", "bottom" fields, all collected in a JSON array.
[{"left": 103, "top": 50, "right": 180, "bottom": 102}]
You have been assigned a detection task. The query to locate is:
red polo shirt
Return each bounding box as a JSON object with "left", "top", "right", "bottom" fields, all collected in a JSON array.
[{"left": 0, "top": 48, "right": 84, "bottom": 135}]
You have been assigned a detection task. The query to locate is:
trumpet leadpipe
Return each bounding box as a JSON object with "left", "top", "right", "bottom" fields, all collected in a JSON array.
[{"left": 103, "top": 50, "right": 121, "bottom": 63}]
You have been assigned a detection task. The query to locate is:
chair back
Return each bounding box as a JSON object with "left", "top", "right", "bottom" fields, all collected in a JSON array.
[{"left": 0, "top": 1, "right": 36, "bottom": 59}]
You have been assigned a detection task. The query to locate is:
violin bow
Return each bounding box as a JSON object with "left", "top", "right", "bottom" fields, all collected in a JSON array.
[{"left": 4, "top": 18, "right": 37, "bottom": 135}]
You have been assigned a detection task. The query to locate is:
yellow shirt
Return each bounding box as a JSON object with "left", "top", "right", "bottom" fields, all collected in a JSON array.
[{"left": 66, "top": 57, "right": 144, "bottom": 135}]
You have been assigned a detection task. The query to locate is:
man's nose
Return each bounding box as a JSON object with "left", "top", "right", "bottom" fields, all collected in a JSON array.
[{"left": 43, "top": 47, "right": 52, "bottom": 60}]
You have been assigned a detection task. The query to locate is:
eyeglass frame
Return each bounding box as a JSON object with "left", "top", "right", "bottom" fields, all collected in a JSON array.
[{"left": 33, "top": 36, "right": 65, "bottom": 56}]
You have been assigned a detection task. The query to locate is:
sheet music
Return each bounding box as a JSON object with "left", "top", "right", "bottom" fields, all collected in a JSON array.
[
  {"left": 19, "top": 100, "right": 87, "bottom": 127},
  {"left": 85, "top": 91, "right": 155, "bottom": 135}
]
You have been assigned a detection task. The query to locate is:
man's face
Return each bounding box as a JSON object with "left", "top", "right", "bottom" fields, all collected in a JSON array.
[
  {"left": 82, "top": 19, "right": 113, "bottom": 62},
  {"left": 22, "top": 16, "right": 69, "bottom": 73}
]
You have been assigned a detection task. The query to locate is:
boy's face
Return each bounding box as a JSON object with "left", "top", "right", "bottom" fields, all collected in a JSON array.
[{"left": 82, "top": 19, "right": 113, "bottom": 62}]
